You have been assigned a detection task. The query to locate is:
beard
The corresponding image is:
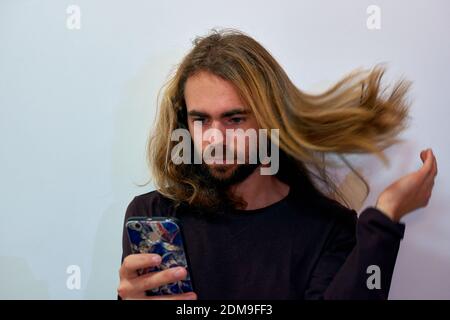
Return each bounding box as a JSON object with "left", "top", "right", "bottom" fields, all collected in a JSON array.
[
  {"left": 192, "top": 140, "right": 261, "bottom": 188},
  {"left": 184, "top": 147, "right": 261, "bottom": 214},
  {"left": 199, "top": 162, "right": 260, "bottom": 188},
  {"left": 178, "top": 139, "right": 271, "bottom": 215},
  {"left": 184, "top": 162, "right": 259, "bottom": 215}
]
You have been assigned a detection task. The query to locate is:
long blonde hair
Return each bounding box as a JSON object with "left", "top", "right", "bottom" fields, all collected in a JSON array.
[{"left": 143, "top": 28, "right": 412, "bottom": 210}]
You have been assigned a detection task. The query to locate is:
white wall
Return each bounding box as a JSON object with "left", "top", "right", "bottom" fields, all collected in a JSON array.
[{"left": 0, "top": 0, "right": 449, "bottom": 299}]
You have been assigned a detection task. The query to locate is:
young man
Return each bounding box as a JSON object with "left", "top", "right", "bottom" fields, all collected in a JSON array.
[{"left": 117, "top": 29, "right": 437, "bottom": 300}]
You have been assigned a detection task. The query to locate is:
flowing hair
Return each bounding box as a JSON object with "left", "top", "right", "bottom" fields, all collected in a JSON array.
[{"left": 141, "top": 28, "right": 412, "bottom": 210}]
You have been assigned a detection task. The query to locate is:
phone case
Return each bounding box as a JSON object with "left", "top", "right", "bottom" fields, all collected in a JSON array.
[{"left": 126, "top": 216, "right": 194, "bottom": 295}]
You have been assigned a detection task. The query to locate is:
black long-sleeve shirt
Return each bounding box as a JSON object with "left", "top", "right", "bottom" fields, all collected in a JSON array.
[{"left": 121, "top": 187, "right": 405, "bottom": 300}]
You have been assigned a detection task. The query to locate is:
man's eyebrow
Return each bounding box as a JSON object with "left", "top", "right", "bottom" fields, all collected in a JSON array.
[
  {"left": 220, "top": 108, "right": 249, "bottom": 118},
  {"left": 187, "top": 108, "right": 249, "bottom": 118},
  {"left": 187, "top": 110, "right": 210, "bottom": 117}
]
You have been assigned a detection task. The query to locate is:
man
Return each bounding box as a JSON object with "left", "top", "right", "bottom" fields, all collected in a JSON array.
[{"left": 117, "top": 29, "right": 438, "bottom": 300}]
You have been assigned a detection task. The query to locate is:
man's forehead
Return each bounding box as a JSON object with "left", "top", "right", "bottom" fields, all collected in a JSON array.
[
  {"left": 184, "top": 90, "right": 249, "bottom": 115},
  {"left": 184, "top": 71, "right": 250, "bottom": 116}
]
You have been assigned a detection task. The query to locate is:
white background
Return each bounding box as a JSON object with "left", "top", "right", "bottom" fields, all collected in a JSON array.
[{"left": 0, "top": 0, "right": 449, "bottom": 299}]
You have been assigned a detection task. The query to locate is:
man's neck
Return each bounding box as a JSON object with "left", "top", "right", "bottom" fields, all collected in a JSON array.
[{"left": 229, "top": 166, "right": 290, "bottom": 210}]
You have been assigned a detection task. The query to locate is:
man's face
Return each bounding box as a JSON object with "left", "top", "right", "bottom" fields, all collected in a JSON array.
[{"left": 184, "top": 71, "right": 261, "bottom": 184}]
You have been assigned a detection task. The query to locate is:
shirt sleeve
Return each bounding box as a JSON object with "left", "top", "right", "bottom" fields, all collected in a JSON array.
[{"left": 304, "top": 206, "right": 405, "bottom": 300}]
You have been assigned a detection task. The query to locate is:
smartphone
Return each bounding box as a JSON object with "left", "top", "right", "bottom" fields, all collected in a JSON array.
[{"left": 126, "top": 216, "right": 195, "bottom": 296}]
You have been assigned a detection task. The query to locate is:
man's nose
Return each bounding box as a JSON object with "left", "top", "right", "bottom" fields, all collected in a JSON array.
[{"left": 208, "top": 121, "right": 226, "bottom": 143}]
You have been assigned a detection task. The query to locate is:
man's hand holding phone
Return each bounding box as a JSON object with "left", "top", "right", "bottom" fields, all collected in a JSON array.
[{"left": 118, "top": 253, "right": 198, "bottom": 300}]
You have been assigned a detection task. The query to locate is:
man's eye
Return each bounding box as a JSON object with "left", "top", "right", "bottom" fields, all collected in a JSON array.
[
  {"left": 229, "top": 117, "right": 245, "bottom": 124},
  {"left": 192, "top": 118, "right": 206, "bottom": 124}
]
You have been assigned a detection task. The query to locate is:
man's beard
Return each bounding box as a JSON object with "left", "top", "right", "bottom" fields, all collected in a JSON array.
[
  {"left": 180, "top": 140, "right": 271, "bottom": 214},
  {"left": 187, "top": 162, "right": 260, "bottom": 214},
  {"left": 199, "top": 162, "right": 260, "bottom": 188}
]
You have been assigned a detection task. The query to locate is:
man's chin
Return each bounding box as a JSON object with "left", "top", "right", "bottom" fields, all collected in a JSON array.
[{"left": 207, "top": 163, "right": 260, "bottom": 186}]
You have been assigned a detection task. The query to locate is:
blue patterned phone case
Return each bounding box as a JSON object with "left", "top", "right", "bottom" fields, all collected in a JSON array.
[{"left": 126, "top": 216, "right": 194, "bottom": 295}]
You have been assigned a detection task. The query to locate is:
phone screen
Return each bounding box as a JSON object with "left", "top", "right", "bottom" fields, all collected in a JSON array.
[{"left": 126, "top": 216, "right": 194, "bottom": 295}]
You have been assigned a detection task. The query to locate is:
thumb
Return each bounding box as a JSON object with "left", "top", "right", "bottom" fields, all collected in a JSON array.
[{"left": 419, "top": 149, "right": 434, "bottom": 177}]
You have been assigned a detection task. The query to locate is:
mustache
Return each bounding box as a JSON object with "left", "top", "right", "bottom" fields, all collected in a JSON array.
[
  {"left": 200, "top": 142, "right": 260, "bottom": 163},
  {"left": 204, "top": 143, "right": 235, "bottom": 157}
]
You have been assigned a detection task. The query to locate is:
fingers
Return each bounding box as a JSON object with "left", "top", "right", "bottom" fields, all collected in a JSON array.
[
  {"left": 133, "top": 266, "right": 187, "bottom": 292},
  {"left": 416, "top": 177, "right": 434, "bottom": 208},
  {"left": 120, "top": 254, "right": 162, "bottom": 279},
  {"left": 417, "top": 150, "right": 437, "bottom": 207},
  {"left": 118, "top": 279, "right": 143, "bottom": 299},
  {"left": 429, "top": 149, "right": 437, "bottom": 177},
  {"left": 119, "top": 266, "right": 190, "bottom": 299},
  {"left": 118, "top": 255, "right": 190, "bottom": 299},
  {"left": 420, "top": 168, "right": 436, "bottom": 196},
  {"left": 419, "top": 149, "right": 437, "bottom": 179},
  {"left": 120, "top": 284, "right": 196, "bottom": 300},
  {"left": 433, "top": 150, "right": 438, "bottom": 176},
  {"left": 140, "top": 292, "right": 197, "bottom": 300}
]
